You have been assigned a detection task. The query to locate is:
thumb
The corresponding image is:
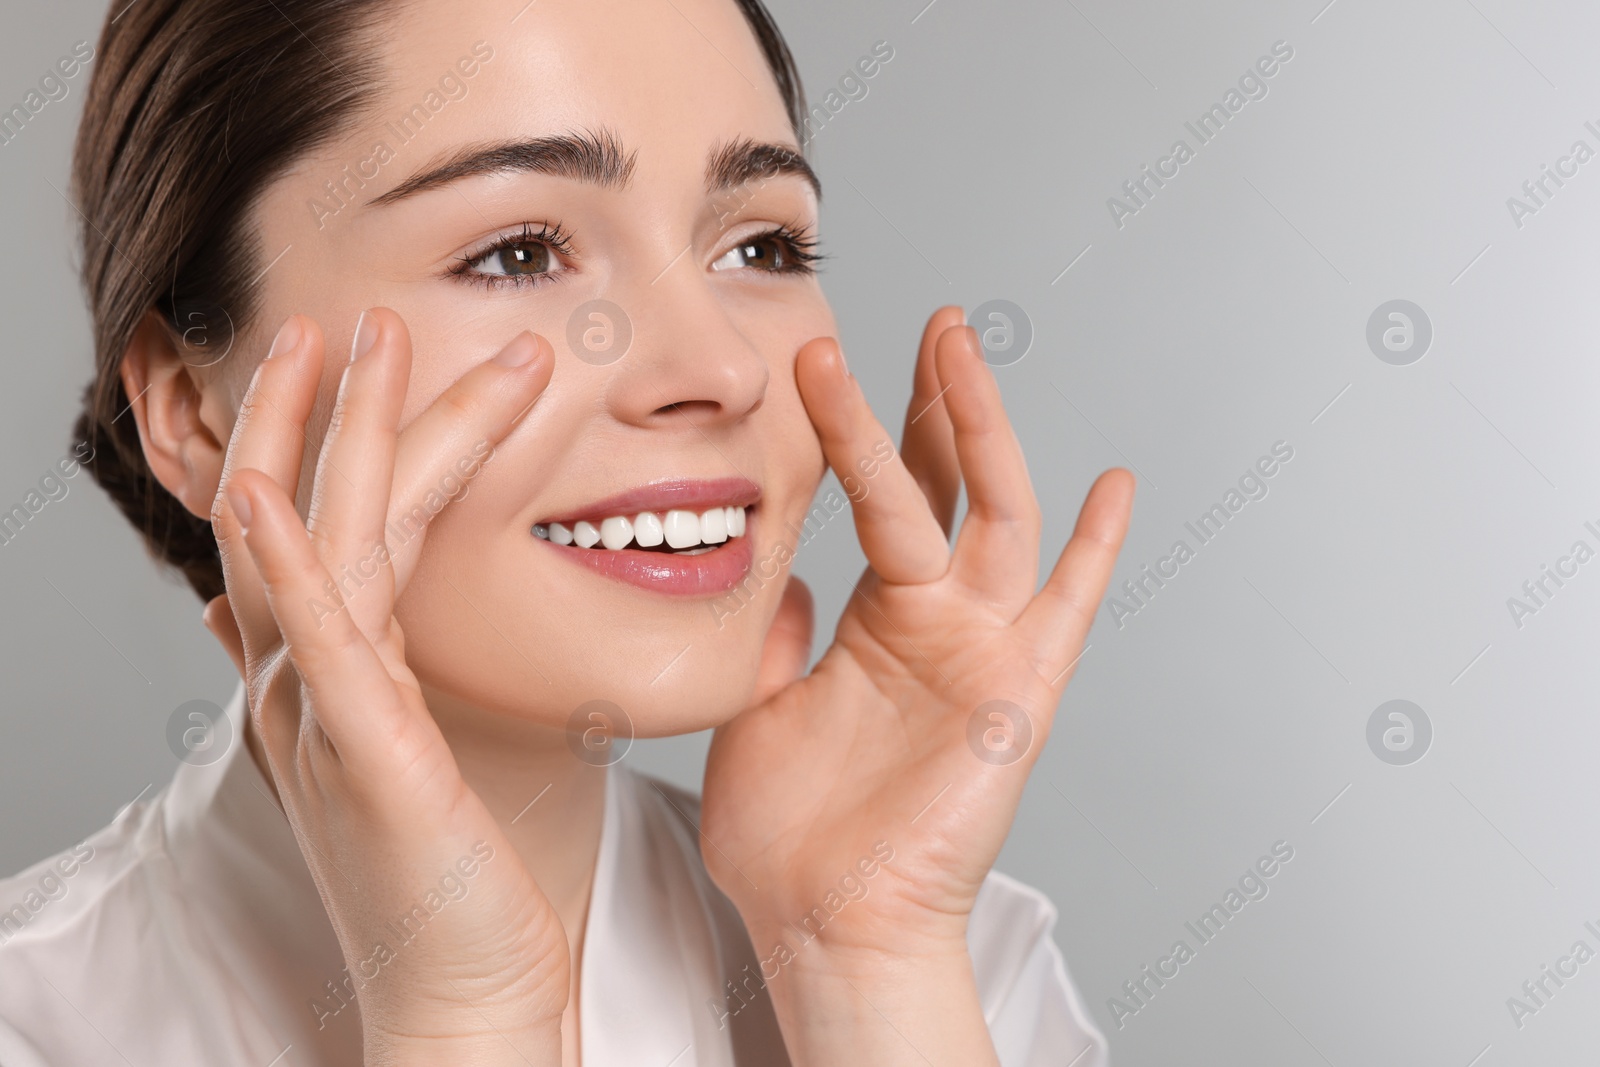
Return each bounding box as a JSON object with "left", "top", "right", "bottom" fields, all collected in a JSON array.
[{"left": 749, "top": 575, "right": 814, "bottom": 707}]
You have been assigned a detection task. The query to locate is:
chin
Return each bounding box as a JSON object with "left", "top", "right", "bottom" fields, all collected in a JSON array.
[
  {"left": 397, "top": 575, "right": 775, "bottom": 738},
  {"left": 620, "top": 651, "right": 766, "bottom": 739}
]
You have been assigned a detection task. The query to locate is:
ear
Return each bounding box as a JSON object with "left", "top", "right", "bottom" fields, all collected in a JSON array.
[{"left": 119, "top": 311, "right": 235, "bottom": 522}]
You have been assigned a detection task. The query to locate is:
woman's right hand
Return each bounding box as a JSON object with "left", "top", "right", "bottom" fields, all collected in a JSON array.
[{"left": 204, "top": 308, "right": 566, "bottom": 1066}]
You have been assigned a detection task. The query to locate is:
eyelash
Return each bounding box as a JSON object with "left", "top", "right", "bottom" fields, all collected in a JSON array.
[
  {"left": 446, "top": 221, "right": 825, "bottom": 291},
  {"left": 448, "top": 222, "right": 577, "bottom": 291},
  {"left": 763, "top": 223, "right": 826, "bottom": 274}
]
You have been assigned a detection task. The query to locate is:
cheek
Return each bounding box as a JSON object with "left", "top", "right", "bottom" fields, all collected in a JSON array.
[
  {"left": 746, "top": 293, "right": 833, "bottom": 490},
  {"left": 735, "top": 296, "right": 833, "bottom": 585},
  {"left": 766, "top": 363, "right": 828, "bottom": 490},
  {"left": 394, "top": 305, "right": 540, "bottom": 424}
]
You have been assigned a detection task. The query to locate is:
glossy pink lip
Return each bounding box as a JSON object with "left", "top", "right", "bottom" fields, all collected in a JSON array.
[
  {"left": 533, "top": 477, "right": 760, "bottom": 597},
  {"left": 535, "top": 477, "right": 760, "bottom": 526},
  {"left": 547, "top": 532, "right": 755, "bottom": 596}
]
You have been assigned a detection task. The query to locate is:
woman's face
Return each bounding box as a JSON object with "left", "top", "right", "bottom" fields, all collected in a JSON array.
[{"left": 242, "top": 0, "right": 832, "bottom": 735}]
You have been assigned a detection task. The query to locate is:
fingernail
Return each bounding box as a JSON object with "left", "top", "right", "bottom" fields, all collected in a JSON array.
[
  {"left": 267, "top": 316, "right": 301, "bottom": 360},
  {"left": 224, "top": 483, "right": 253, "bottom": 532},
  {"left": 836, "top": 343, "right": 853, "bottom": 380},
  {"left": 493, "top": 332, "right": 538, "bottom": 367},
  {"left": 351, "top": 310, "right": 379, "bottom": 362}
]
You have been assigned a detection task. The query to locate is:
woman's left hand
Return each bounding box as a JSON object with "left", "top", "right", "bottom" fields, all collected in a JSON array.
[{"left": 699, "top": 307, "right": 1134, "bottom": 1063}]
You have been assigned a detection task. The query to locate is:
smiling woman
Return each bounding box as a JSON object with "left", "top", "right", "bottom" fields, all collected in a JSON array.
[{"left": 0, "top": 0, "right": 1134, "bottom": 1065}]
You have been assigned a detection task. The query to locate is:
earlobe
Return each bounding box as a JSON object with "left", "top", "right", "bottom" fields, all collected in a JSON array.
[{"left": 120, "top": 311, "right": 231, "bottom": 522}]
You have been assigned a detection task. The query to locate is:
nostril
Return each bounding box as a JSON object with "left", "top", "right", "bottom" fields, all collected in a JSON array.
[{"left": 653, "top": 400, "right": 722, "bottom": 420}]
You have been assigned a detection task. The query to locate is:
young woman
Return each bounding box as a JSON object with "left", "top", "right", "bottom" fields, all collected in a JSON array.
[{"left": 0, "top": 0, "right": 1134, "bottom": 1063}]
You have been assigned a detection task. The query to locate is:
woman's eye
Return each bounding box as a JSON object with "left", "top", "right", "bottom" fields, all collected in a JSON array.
[
  {"left": 473, "top": 241, "right": 555, "bottom": 277},
  {"left": 450, "top": 224, "right": 574, "bottom": 289},
  {"left": 713, "top": 236, "right": 788, "bottom": 272}
]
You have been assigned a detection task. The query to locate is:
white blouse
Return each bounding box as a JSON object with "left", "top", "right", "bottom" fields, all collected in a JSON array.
[{"left": 0, "top": 684, "right": 1107, "bottom": 1066}]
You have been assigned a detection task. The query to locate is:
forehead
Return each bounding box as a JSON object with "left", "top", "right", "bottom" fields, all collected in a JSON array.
[{"left": 365, "top": 0, "right": 795, "bottom": 166}]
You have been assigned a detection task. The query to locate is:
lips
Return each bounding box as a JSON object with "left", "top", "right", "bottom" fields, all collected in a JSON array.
[{"left": 531, "top": 477, "right": 760, "bottom": 596}]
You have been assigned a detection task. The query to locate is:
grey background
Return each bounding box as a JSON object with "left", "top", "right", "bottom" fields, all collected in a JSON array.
[{"left": 4, "top": 0, "right": 1598, "bottom": 1063}]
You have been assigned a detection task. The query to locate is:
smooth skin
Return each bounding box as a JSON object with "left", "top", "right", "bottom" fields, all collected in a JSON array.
[{"left": 116, "top": 0, "right": 1134, "bottom": 1063}]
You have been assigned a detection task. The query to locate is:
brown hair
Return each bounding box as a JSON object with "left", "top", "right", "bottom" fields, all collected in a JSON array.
[{"left": 69, "top": 0, "right": 806, "bottom": 601}]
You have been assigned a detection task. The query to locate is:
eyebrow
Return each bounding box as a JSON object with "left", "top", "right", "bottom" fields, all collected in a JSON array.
[
  {"left": 706, "top": 137, "right": 822, "bottom": 201},
  {"left": 368, "top": 127, "right": 638, "bottom": 206},
  {"left": 366, "top": 126, "right": 821, "bottom": 208}
]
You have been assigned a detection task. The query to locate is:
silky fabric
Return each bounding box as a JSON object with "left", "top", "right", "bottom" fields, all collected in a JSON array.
[{"left": 0, "top": 683, "right": 1107, "bottom": 1065}]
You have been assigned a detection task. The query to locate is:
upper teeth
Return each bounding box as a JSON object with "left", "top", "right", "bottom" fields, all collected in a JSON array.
[{"left": 534, "top": 506, "right": 747, "bottom": 551}]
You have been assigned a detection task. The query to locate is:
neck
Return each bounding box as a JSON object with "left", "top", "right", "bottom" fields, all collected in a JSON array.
[{"left": 431, "top": 688, "right": 609, "bottom": 936}]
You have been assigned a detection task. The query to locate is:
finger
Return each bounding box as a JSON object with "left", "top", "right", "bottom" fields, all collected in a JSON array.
[
  {"left": 213, "top": 316, "right": 325, "bottom": 654},
  {"left": 223, "top": 468, "right": 418, "bottom": 775},
  {"left": 795, "top": 336, "right": 949, "bottom": 586},
  {"left": 202, "top": 594, "right": 246, "bottom": 679},
  {"left": 750, "top": 575, "right": 814, "bottom": 707},
  {"left": 303, "top": 308, "right": 412, "bottom": 636},
  {"left": 940, "top": 324, "right": 1043, "bottom": 611},
  {"left": 899, "top": 306, "right": 965, "bottom": 536},
  {"left": 385, "top": 331, "right": 554, "bottom": 587},
  {"left": 1016, "top": 468, "right": 1135, "bottom": 686}
]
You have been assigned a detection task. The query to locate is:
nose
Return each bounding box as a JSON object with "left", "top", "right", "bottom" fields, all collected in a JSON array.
[{"left": 594, "top": 268, "right": 770, "bottom": 432}]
